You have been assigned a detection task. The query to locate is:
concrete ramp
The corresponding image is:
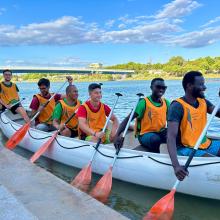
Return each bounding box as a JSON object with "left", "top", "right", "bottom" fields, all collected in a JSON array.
[{"left": 0, "top": 146, "right": 128, "bottom": 220}]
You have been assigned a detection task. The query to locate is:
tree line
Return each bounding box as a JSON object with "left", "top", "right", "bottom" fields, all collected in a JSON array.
[{"left": 106, "top": 56, "right": 220, "bottom": 77}]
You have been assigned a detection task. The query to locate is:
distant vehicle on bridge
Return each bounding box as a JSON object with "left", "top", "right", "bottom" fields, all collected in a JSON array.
[{"left": 89, "top": 63, "right": 103, "bottom": 69}]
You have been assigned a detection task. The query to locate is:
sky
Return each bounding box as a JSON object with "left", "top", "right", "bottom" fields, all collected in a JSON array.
[{"left": 0, "top": 0, "right": 220, "bottom": 67}]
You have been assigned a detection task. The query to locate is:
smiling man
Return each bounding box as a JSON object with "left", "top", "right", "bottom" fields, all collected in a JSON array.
[
  {"left": 77, "top": 83, "right": 119, "bottom": 144},
  {"left": 114, "top": 78, "right": 170, "bottom": 153},
  {"left": 167, "top": 71, "right": 220, "bottom": 181}
]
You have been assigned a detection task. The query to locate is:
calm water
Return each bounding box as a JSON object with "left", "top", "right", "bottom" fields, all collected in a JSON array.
[{"left": 1, "top": 79, "right": 220, "bottom": 220}]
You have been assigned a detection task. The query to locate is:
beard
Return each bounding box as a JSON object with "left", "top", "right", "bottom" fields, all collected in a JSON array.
[{"left": 192, "top": 88, "right": 205, "bottom": 98}]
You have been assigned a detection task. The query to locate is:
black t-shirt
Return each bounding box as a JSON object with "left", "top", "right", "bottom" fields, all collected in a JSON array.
[{"left": 168, "top": 97, "right": 213, "bottom": 146}]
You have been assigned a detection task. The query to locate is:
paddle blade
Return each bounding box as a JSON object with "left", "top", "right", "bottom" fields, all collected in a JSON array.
[
  {"left": 5, "top": 122, "right": 31, "bottom": 150},
  {"left": 30, "top": 132, "right": 58, "bottom": 163},
  {"left": 143, "top": 189, "right": 176, "bottom": 220},
  {"left": 90, "top": 167, "right": 113, "bottom": 203},
  {"left": 71, "top": 163, "right": 92, "bottom": 192}
]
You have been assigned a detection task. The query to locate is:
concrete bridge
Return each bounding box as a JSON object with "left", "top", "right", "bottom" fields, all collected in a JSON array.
[{"left": 0, "top": 66, "right": 135, "bottom": 75}]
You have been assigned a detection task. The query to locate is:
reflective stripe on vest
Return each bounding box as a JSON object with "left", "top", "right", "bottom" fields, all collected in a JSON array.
[
  {"left": 83, "top": 102, "right": 106, "bottom": 132},
  {"left": 0, "top": 82, "right": 19, "bottom": 105},
  {"left": 138, "top": 97, "right": 167, "bottom": 135},
  {"left": 59, "top": 99, "right": 80, "bottom": 130},
  {"left": 176, "top": 98, "right": 211, "bottom": 149},
  {"left": 35, "top": 93, "right": 56, "bottom": 124}
]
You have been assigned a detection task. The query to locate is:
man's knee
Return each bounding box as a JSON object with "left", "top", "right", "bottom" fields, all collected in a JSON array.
[
  {"left": 139, "top": 133, "right": 161, "bottom": 152},
  {"left": 36, "top": 123, "right": 49, "bottom": 132}
]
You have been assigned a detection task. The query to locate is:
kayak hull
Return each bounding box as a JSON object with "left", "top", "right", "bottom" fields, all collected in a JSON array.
[{"left": 1, "top": 111, "right": 220, "bottom": 200}]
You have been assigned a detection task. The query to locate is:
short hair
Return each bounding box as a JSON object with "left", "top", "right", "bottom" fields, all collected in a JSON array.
[
  {"left": 88, "top": 83, "right": 102, "bottom": 92},
  {"left": 182, "top": 71, "right": 203, "bottom": 91},
  {"left": 151, "top": 78, "right": 164, "bottom": 86},
  {"left": 38, "top": 78, "right": 50, "bottom": 87},
  {"left": 3, "top": 69, "right": 12, "bottom": 74},
  {"left": 66, "top": 85, "right": 77, "bottom": 94}
]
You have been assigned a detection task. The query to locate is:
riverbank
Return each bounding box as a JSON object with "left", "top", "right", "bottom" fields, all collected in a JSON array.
[
  {"left": 2, "top": 72, "right": 220, "bottom": 83},
  {"left": 0, "top": 145, "right": 127, "bottom": 220}
]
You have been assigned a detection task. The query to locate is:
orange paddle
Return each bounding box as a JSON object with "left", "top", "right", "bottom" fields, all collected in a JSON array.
[
  {"left": 5, "top": 81, "right": 67, "bottom": 150},
  {"left": 71, "top": 93, "right": 122, "bottom": 191},
  {"left": 90, "top": 93, "right": 144, "bottom": 203},
  {"left": 143, "top": 97, "right": 220, "bottom": 220},
  {"left": 30, "top": 111, "right": 76, "bottom": 163}
]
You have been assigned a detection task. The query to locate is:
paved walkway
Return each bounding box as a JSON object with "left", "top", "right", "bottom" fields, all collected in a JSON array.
[{"left": 0, "top": 146, "right": 128, "bottom": 220}]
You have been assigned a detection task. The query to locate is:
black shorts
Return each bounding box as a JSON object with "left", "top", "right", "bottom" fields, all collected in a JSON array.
[
  {"left": 69, "top": 128, "right": 78, "bottom": 138},
  {"left": 1, "top": 103, "right": 21, "bottom": 114}
]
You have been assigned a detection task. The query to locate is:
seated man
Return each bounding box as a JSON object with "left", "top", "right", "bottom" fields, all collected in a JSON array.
[
  {"left": 52, "top": 85, "right": 81, "bottom": 137},
  {"left": 76, "top": 83, "right": 119, "bottom": 144},
  {"left": 0, "top": 69, "right": 30, "bottom": 122},
  {"left": 114, "top": 78, "right": 169, "bottom": 153},
  {"left": 167, "top": 71, "right": 220, "bottom": 181},
  {"left": 29, "top": 76, "right": 72, "bottom": 132}
]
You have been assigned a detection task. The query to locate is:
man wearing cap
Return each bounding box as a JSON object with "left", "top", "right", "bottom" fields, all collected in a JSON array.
[{"left": 76, "top": 83, "right": 119, "bottom": 144}]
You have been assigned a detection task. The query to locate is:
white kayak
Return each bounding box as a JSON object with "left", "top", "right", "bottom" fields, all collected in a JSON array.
[{"left": 0, "top": 110, "right": 220, "bottom": 200}]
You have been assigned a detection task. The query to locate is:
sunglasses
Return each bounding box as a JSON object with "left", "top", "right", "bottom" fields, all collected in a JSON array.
[{"left": 155, "top": 85, "right": 167, "bottom": 90}]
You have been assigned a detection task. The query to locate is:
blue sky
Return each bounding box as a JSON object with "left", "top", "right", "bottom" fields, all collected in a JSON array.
[{"left": 0, "top": 0, "right": 220, "bottom": 67}]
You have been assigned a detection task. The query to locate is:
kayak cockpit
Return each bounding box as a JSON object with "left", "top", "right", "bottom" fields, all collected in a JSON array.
[{"left": 3, "top": 110, "right": 169, "bottom": 154}]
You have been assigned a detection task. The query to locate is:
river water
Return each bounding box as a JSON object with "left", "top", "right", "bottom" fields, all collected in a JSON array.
[{"left": 1, "top": 79, "right": 220, "bottom": 220}]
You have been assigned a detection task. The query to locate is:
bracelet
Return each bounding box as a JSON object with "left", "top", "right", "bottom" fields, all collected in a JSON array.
[{"left": 93, "top": 131, "right": 96, "bottom": 137}]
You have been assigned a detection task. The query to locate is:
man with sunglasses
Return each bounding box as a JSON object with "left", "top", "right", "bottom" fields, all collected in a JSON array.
[
  {"left": 114, "top": 78, "right": 169, "bottom": 153},
  {"left": 29, "top": 76, "right": 72, "bottom": 131}
]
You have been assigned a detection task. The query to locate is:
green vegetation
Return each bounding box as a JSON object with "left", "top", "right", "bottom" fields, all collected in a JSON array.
[
  {"left": 1, "top": 56, "right": 219, "bottom": 82},
  {"left": 106, "top": 56, "right": 220, "bottom": 80}
]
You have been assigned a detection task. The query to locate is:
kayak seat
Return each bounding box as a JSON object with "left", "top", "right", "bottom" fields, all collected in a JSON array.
[
  {"left": 133, "top": 144, "right": 169, "bottom": 154},
  {"left": 132, "top": 145, "right": 149, "bottom": 152}
]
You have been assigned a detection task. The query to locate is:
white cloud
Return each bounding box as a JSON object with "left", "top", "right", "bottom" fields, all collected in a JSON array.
[
  {"left": 155, "top": 0, "right": 201, "bottom": 19},
  {"left": 3, "top": 56, "right": 92, "bottom": 67},
  {"left": 0, "top": 16, "right": 102, "bottom": 46},
  {"left": 105, "top": 19, "right": 115, "bottom": 28},
  {"left": 0, "top": 7, "right": 6, "bottom": 15},
  {"left": 173, "top": 19, "right": 184, "bottom": 24},
  {"left": 0, "top": 1, "right": 220, "bottom": 49},
  {"left": 168, "top": 26, "right": 220, "bottom": 48},
  {"left": 118, "top": 23, "right": 126, "bottom": 29},
  {"left": 201, "top": 16, "right": 220, "bottom": 28}
]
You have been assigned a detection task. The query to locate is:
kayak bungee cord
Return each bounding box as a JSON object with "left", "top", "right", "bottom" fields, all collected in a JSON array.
[
  {"left": 0, "top": 112, "right": 143, "bottom": 159},
  {"left": 148, "top": 155, "right": 220, "bottom": 167},
  {"left": 2, "top": 112, "right": 220, "bottom": 164}
]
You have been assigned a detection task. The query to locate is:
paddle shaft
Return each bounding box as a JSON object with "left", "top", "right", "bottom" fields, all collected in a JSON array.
[
  {"left": 57, "top": 112, "right": 76, "bottom": 133},
  {"left": 4, "top": 98, "right": 25, "bottom": 110},
  {"left": 110, "top": 93, "right": 143, "bottom": 168},
  {"left": 173, "top": 98, "right": 220, "bottom": 190},
  {"left": 89, "top": 93, "right": 122, "bottom": 162},
  {"left": 31, "top": 81, "right": 68, "bottom": 122}
]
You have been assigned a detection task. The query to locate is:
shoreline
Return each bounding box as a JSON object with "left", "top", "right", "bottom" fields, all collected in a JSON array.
[{"left": 6, "top": 74, "right": 220, "bottom": 83}]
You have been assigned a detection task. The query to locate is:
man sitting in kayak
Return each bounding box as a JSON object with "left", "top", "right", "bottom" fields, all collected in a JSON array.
[
  {"left": 77, "top": 83, "right": 119, "bottom": 144},
  {"left": 114, "top": 78, "right": 170, "bottom": 153},
  {"left": 0, "top": 69, "right": 30, "bottom": 123},
  {"left": 52, "top": 85, "right": 81, "bottom": 138},
  {"left": 167, "top": 71, "right": 220, "bottom": 181},
  {"left": 29, "top": 77, "right": 72, "bottom": 131}
]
